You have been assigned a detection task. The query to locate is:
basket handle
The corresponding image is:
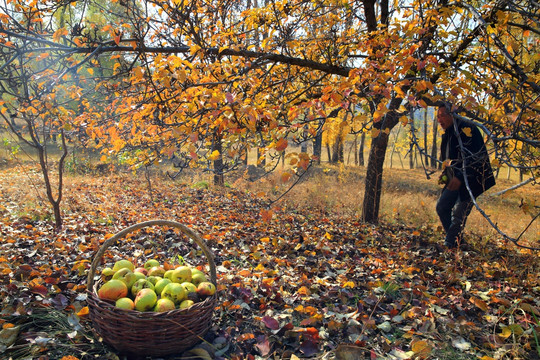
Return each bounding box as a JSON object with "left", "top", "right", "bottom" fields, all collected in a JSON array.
[{"left": 87, "top": 220, "right": 217, "bottom": 290}]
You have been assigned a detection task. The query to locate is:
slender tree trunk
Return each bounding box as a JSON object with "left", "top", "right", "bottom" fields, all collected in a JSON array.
[
  {"left": 431, "top": 112, "right": 438, "bottom": 168},
  {"left": 424, "top": 108, "right": 429, "bottom": 166},
  {"left": 326, "top": 143, "right": 331, "bottom": 163},
  {"left": 213, "top": 132, "right": 224, "bottom": 186},
  {"left": 37, "top": 129, "right": 68, "bottom": 228},
  {"left": 361, "top": 132, "right": 390, "bottom": 223},
  {"left": 353, "top": 135, "right": 358, "bottom": 165},
  {"left": 313, "top": 129, "right": 322, "bottom": 165},
  {"left": 359, "top": 132, "right": 365, "bottom": 166}
]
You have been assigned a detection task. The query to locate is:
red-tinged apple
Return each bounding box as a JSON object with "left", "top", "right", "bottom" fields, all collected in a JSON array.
[
  {"left": 147, "top": 266, "right": 166, "bottom": 277},
  {"left": 170, "top": 266, "right": 192, "bottom": 283},
  {"left": 196, "top": 282, "right": 216, "bottom": 297},
  {"left": 112, "top": 259, "right": 135, "bottom": 272},
  {"left": 161, "top": 282, "right": 186, "bottom": 305},
  {"left": 131, "top": 279, "right": 155, "bottom": 297},
  {"left": 181, "top": 282, "right": 197, "bottom": 295},
  {"left": 144, "top": 259, "right": 160, "bottom": 270},
  {"left": 153, "top": 298, "right": 176, "bottom": 312},
  {"left": 154, "top": 278, "right": 172, "bottom": 295},
  {"left": 179, "top": 299, "right": 194, "bottom": 309},
  {"left": 98, "top": 279, "right": 128, "bottom": 301},
  {"left": 134, "top": 288, "right": 157, "bottom": 311},
  {"left": 134, "top": 267, "right": 148, "bottom": 276},
  {"left": 115, "top": 297, "right": 135, "bottom": 310}
]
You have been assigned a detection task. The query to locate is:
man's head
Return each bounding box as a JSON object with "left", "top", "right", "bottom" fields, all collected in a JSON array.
[{"left": 437, "top": 104, "right": 454, "bottom": 130}]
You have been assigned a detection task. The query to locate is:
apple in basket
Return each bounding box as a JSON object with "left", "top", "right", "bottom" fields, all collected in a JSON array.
[
  {"left": 154, "top": 278, "right": 172, "bottom": 295},
  {"left": 179, "top": 299, "right": 194, "bottom": 309},
  {"left": 154, "top": 298, "right": 176, "bottom": 312},
  {"left": 147, "top": 266, "right": 166, "bottom": 277},
  {"left": 144, "top": 259, "right": 160, "bottom": 270},
  {"left": 112, "top": 259, "right": 135, "bottom": 272},
  {"left": 170, "top": 266, "right": 192, "bottom": 283},
  {"left": 161, "top": 282, "right": 187, "bottom": 305},
  {"left": 134, "top": 288, "right": 158, "bottom": 311},
  {"left": 131, "top": 279, "right": 155, "bottom": 297},
  {"left": 98, "top": 279, "right": 128, "bottom": 301},
  {"left": 181, "top": 282, "right": 197, "bottom": 296},
  {"left": 116, "top": 297, "right": 135, "bottom": 310},
  {"left": 196, "top": 282, "right": 216, "bottom": 297},
  {"left": 191, "top": 268, "right": 207, "bottom": 285}
]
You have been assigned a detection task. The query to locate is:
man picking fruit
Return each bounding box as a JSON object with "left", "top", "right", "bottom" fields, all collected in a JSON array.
[{"left": 436, "top": 103, "right": 495, "bottom": 249}]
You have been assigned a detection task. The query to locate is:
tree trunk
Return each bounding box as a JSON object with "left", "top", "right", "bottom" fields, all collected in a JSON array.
[
  {"left": 326, "top": 143, "right": 331, "bottom": 163},
  {"left": 358, "top": 132, "right": 365, "bottom": 166},
  {"left": 431, "top": 112, "right": 438, "bottom": 168},
  {"left": 353, "top": 135, "right": 358, "bottom": 165},
  {"left": 361, "top": 132, "right": 390, "bottom": 223},
  {"left": 424, "top": 108, "right": 429, "bottom": 166},
  {"left": 313, "top": 129, "right": 322, "bottom": 165},
  {"left": 213, "top": 132, "right": 224, "bottom": 186}
]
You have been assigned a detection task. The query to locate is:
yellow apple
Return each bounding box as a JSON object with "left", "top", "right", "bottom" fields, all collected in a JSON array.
[
  {"left": 112, "top": 259, "right": 135, "bottom": 272},
  {"left": 115, "top": 297, "right": 135, "bottom": 310},
  {"left": 154, "top": 298, "right": 176, "bottom": 312},
  {"left": 170, "top": 266, "right": 192, "bottom": 283},
  {"left": 179, "top": 299, "right": 194, "bottom": 309}
]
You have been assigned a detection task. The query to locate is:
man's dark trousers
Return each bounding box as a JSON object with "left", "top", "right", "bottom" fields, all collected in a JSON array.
[{"left": 436, "top": 188, "right": 474, "bottom": 247}]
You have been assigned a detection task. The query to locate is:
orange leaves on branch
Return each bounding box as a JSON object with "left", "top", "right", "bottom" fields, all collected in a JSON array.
[{"left": 275, "top": 138, "right": 288, "bottom": 152}]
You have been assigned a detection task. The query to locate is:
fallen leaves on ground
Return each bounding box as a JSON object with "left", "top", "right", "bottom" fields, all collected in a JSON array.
[{"left": 0, "top": 166, "right": 539, "bottom": 359}]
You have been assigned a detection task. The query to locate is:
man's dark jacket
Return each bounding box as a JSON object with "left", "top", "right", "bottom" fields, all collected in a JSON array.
[{"left": 440, "top": 119, "right": 496, "bottom": 199}]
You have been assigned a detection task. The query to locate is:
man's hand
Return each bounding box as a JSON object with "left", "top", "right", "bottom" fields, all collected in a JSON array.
[{"left": 446, "top": 177, "right": 461, "bottom": 191}]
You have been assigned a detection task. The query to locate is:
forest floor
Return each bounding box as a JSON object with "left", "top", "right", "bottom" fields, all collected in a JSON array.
[{"left": 0, "top": 161, "right": 539, "bottom": 360}]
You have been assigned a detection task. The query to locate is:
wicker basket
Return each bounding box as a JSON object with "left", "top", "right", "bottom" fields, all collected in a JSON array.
[{"left": 86, "top": 220, "right": 217, "bottom": 357}]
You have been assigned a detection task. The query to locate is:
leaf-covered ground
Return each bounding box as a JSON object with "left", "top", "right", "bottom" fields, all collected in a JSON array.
[{"left": 0, "top": 165, "right": 539, "bottom": 360}]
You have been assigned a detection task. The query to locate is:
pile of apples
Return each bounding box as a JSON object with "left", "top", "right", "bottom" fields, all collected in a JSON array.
[{"left": 96, "top": 259, "right": 216, "bottom": 312}]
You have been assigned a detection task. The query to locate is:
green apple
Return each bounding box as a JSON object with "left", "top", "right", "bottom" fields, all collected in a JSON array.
[
  {"left": 190, "top": 272, "right": 207, "bottom": 286},
  {"left": 112, "top": 259, "right": 135, "bottom": 272},
  {"left": 144, "top": 259, "right": 160, "bottom": 270},
  {"left": 154, "top": 278, "right": 172, "bottom": 295},
  {"left": 98, "top": 279, "right": 128, "bottom": 301},
  {"left": 131, "top": 279, "right": 155, "bottom": 297},
  {"left": 179, "top": 299, "right": 194, "bottom": 309},
  {"left": 146, "top": 275, "right": 162, "bottom": 285},
  {"left": 170, "top": 266, "right": 192, "bottom": 283},
  {"left": 112, "top": 267, "right": 132, "bottom": 280},
  {"left": 153, "top": 298, "right": 176, "bottom": 312},
  {"left": 123, "top": 271, "right": 145, "bottom": 290},
  {"left": 147, "top": 266, "right": 166, "bottom": 277},
  {"left": 115, "top": 297, "right": 135, "bottom": 310},
  {"left": 161, "top": 282, "right": 186, "bottom": 305},
  {"left": 134, "top": 288, "right": 157, "bottom": 311}
]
